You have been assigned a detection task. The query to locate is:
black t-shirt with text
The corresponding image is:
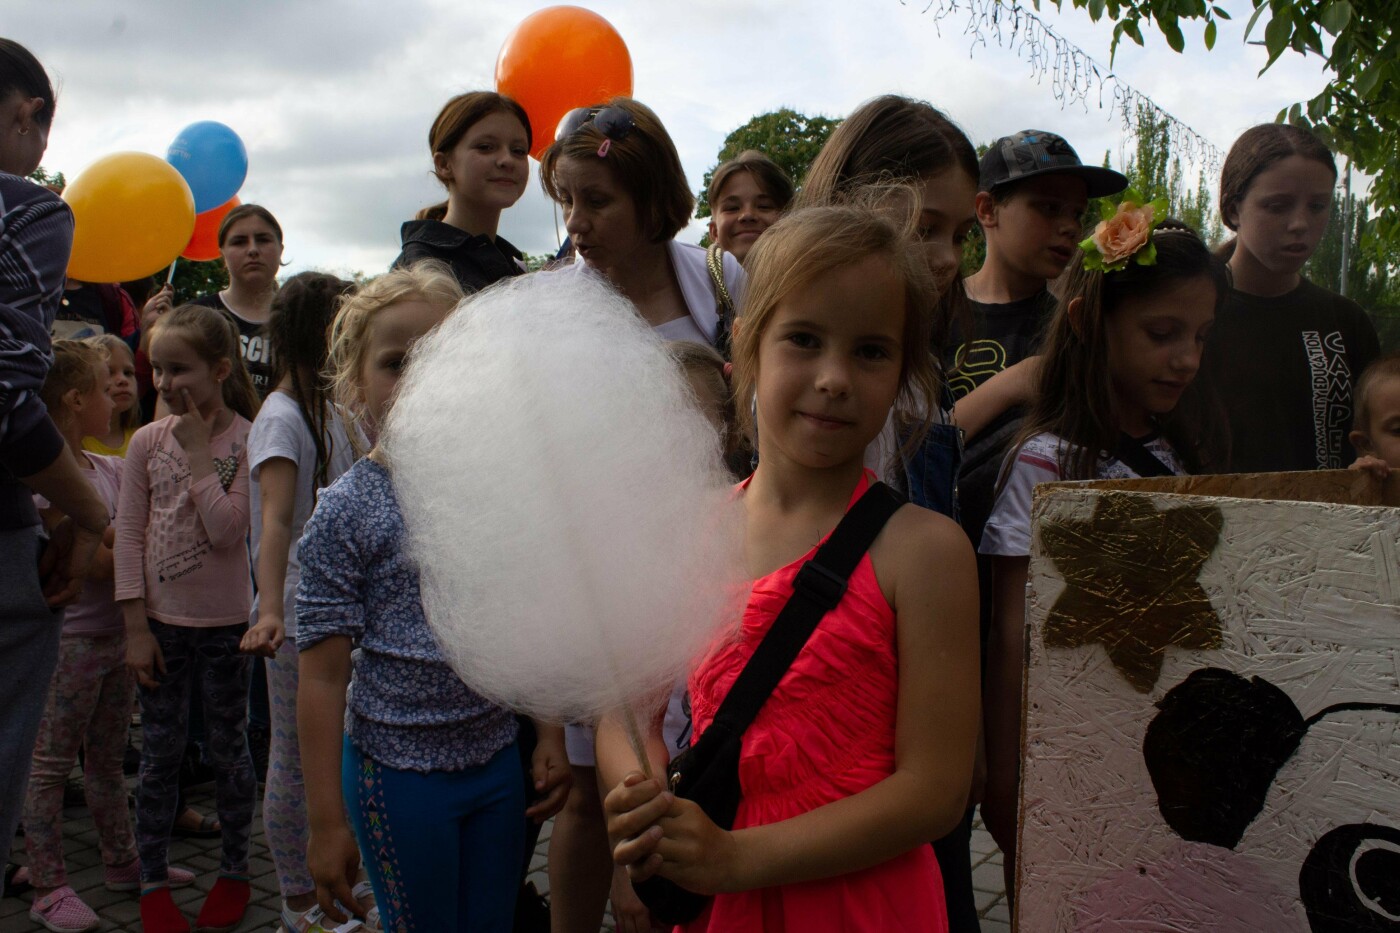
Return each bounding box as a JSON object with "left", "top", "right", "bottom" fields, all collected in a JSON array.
[
  {"left": 191, "top": 292, "right": 275, "bottom": 399},
  {"left": 1202, "top": 279, "right": 1380, "bottom": 473},
  {"left": 946, "top": 289, "right": 1058, "bottom": 549}
]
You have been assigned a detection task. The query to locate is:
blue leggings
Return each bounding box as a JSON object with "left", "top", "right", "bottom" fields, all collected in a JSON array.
[{"left": 343, "top": 738, "right": 524, "bottom": 933}]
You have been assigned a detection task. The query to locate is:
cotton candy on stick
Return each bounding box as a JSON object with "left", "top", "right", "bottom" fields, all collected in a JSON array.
[{"left": 385, "top": 272, "right": 745, "bottom": 774}]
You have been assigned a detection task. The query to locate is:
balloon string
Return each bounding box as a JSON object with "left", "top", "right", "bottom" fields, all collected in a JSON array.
[{"left": 165, "top": 259, "right": 177, "bottom": 285}]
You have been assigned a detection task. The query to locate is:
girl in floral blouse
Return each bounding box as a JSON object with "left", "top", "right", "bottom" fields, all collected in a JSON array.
[{"left": 295, "top": 262, "right": 569, "bottom": 932}]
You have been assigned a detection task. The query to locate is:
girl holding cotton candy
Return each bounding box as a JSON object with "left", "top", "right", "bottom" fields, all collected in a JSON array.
[
  {"left": 539, "top": 96, "right": 751, "bottom": 931},
  {"left": 598, "top": 202, "right": 981, "bottom": 932},
  {"left": 294, "top": 262, "right": 571, "bottom": 932}
]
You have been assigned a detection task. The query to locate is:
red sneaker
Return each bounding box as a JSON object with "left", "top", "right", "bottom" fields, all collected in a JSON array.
[
  {"left": 194, "top": 875, "right": 250, "bottom": 933},
  {"left": 139, "top": 886, "right": 191, "bottom": 933}
]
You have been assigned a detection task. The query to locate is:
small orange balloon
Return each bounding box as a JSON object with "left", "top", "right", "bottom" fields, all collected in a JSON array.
[
  {"left": 495, "top": 6, "right": 633, "bottom": 160},
  {"left": 182, "top": 196, "right": 240, "bottom": 262}
]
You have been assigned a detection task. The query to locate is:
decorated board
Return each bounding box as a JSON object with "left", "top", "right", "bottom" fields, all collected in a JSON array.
[{"left": 1017, "top": 471, "right": 1400, "bottom": 932}]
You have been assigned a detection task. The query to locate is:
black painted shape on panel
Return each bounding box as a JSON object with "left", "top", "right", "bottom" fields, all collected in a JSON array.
[
  {"left": 1299, "top": 823, "right": 1400, "bottom": 932},
  {"left": 1142, "top": 667, "right": 1306, "bottom": 849}
]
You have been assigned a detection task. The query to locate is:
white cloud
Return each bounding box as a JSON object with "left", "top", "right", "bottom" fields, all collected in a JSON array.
[{"left": 5, "top": 0, "right": 1339, "bottom": 278}]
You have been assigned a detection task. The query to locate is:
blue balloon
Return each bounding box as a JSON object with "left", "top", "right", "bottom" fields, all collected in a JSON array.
[{"left": 166, "top": 121, "right": 248, "bottom": 214}]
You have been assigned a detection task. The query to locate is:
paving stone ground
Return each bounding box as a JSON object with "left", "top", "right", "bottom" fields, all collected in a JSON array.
[{"left": 3, "top": 780, "right": 1009, "bottom": 932}]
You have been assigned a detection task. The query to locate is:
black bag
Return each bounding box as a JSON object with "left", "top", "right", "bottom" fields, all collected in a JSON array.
[
  {"left": 633, "top": 482, "right": 905, "bottom": 924},
  {"left": 1113, "top": 432, "right": 1176, "bottom": 478}
]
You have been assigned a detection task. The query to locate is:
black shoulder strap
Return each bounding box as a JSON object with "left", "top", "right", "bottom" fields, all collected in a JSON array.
[
  {"left": 1114, "top": 432, "right": 1175, "bottom": 478},
  {"left": 702, "top": 482, "right": 905, "bottom": 740}
]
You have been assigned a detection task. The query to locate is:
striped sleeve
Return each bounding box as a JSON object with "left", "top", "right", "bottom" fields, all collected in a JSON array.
[{"left": 0, "top": 174, "right": 74, "bottom": 477}]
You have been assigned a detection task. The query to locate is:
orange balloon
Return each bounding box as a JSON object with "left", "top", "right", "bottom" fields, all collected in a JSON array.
[
  {"left": 495, "top": 6, "right": 633, "bottom": 160},
  {"left": 182, "top": 196, "right": 240, "bottom": 261}
]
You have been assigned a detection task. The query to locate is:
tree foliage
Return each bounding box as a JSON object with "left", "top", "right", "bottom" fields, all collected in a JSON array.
[
  {"left": 1043, "top": 0, "right": 1400, "bottom": 265},
  {"left": 1113, "top": 104, "right": 1222, "bottom": 244},
  {"left": 695, "top": 108, "right": 839, "bottom": 219}
]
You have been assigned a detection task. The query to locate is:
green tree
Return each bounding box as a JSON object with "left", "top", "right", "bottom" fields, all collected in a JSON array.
[
  {"left": 168, "top": 258, "right": 228, "bottom": 303},
  {"left": 1045, "top": 0, "right": 1400, "bottom": 265},
  {"left": 696, "top": 108, "right": 839, "bottom": 219},
  {"left": 28, "top": 165, "right": 65, "bottom": 188},
  {"left": 1112, "top": 104, "right": 1224, "bottom": 244}
]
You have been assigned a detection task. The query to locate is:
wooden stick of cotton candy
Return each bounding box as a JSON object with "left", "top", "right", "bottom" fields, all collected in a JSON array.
[{"left": 384, "top": 271, "right": 745, "bottom": 777}]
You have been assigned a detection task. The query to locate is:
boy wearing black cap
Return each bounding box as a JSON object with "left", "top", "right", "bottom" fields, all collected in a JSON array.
[
  {"left": 951, "top": 132, "right": 1125, "bottom": 884},
  {"left": 952, "top": 130, "right": 1128, "bottom": 555}
]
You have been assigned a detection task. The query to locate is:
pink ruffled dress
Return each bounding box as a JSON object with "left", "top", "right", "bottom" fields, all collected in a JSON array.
[{"left": 683, "top": 472, "right": 948, "bottom": 932}]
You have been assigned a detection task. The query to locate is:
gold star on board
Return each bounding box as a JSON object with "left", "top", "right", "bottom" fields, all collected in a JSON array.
[{"left": 1039, "top": 494, "right": 1224, "bottom": 693}]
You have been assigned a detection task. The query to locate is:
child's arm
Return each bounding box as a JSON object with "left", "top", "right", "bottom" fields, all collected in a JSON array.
[
  {"left": 607, "top": 509, "right": 980, "bottom": 893},
  {"left": 525, "top": 722, "right": 573, "bottom": 823},
  {"left": 122, "top": 597, "right": 162, "bottom": 688},
  {"left": 981, "top": 554, "right": 1028, "bottom": 863},
  {"left": 951, "top": 356, "right": 1040, "bottom": 442},
  {"left": 299, "top": 635, "right": 364, "bottom": 924},
  {"left": 243, "top": 456, "right": 296, "bottom": 657}
]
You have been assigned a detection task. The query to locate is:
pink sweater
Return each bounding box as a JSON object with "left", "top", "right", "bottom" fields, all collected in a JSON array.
[{"left": 114, "top": 415, "right": 252, "bottom": 627}]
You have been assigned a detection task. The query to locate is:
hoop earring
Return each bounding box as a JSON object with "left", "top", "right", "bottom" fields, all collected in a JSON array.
[{"left": 17, "top": 127, "right": 28, "bottom": 136}]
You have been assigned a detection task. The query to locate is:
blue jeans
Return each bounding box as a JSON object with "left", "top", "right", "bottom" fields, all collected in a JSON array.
[{"left": 343, "top": 738, "right": 524, "bottom": 933}]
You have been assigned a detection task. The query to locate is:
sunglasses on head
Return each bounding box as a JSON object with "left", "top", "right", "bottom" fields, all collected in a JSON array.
[{"left": 555, "top": 106, "right": 636, "bottom": 154}]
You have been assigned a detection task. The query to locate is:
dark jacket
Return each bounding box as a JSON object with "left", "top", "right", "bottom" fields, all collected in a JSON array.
[
  {"left": 394, "top": 220, "right": 526, "bottom": 293},
  {"left": 0, "top": 173, "right": 75, "bottom": 527}
]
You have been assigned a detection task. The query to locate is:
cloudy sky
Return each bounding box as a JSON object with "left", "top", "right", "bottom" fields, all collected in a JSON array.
[{"left": 8, "top": 0, "right": 1331, "bottom": 279}]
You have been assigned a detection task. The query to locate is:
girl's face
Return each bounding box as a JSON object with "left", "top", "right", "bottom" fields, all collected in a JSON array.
[
  {"left": 708, "top": 172, "right": 782, "bottom": 264},
  {"left": 75, "top": 361, "right": 114, "bottom": 437},
  {"left": 105, "top": 344, "right": 137, "bottom": 415},
  {"left": 1104, "top": 274, "right": 1217, "bottom": 437},
  {"left": 150, "top": 332, "right": 231, "bottom": 417},
  {"left": 357, "top": 298, "right": 451, "bottom": 430},
  {"left": 554, "top": 155, "right": 649, "bottom": 280},
  {"left": 916, "top": 167, "right": 979, "bottom": 294},
  {"left": 1228, "top": 155, "right": 1334, "bottom": 278},
  {"left": 220, "top": 215, "right": 283, "bottom": 288},
  {"left": 755, "top": 255, "right": 905, "bottom": 470},
  {"left": 435, "top": 110, "right": 530, "bottom": 212},
  {"left": 981, "top": 174, "right": 1090, "bottom": 284}
]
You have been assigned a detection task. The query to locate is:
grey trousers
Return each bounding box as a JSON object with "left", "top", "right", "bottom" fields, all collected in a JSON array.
[{"left": 0, "top": 526, "right": 64, "bottom": 871}]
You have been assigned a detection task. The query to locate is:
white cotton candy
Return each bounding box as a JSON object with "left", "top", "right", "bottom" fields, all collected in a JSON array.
[{"left": 385, "top": 271, "right": 746, "bottom": 724}]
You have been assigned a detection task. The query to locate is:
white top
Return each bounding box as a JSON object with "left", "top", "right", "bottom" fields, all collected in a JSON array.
[
  {"left": 249, "top": 391, "right": 358, "bottom": 635},
  {"left": 569, "top": 239, "right": 747, "bottom": 345},
  {"left": 980, "top": 431, "right": 1185, "bottom": 557}
]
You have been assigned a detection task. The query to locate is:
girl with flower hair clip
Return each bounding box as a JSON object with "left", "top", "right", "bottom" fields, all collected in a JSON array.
[{"left": 978, "top": 210, "right": 1228, "bottom": 896}]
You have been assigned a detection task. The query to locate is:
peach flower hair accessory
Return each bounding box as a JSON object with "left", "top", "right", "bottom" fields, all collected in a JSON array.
[{"left": 1081, "top": 189, "right": 1170, "bottom": 273}]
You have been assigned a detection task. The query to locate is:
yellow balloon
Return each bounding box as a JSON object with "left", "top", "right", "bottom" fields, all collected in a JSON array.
[{"left": 63, "top": 152, "right": 196, "bottom": 282}]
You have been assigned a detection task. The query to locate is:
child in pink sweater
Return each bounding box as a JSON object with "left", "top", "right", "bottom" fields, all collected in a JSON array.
[{"left": 114, "top": 304, "right": 260, "bottom": 933}]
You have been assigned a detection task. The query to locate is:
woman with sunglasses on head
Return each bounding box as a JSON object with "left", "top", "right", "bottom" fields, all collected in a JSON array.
[
  {"left": 395, "top": 92, "right": 534, "bottom": 293},
  {"left": 541, "top": 98, "right": 746, "bottom": 359},
  {"left": 538, "top": 97, "right": 746, "bottom": 933}
]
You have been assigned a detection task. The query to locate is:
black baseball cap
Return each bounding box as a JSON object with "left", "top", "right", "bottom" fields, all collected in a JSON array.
[{"left": 980, "top": 129, "right": 1128, "bottom": 198}]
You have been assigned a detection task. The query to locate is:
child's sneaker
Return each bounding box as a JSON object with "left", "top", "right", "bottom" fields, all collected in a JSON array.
[
  {"left": 194, "top": 875, "right": 249, "bottom": 933},
  {"left": 139, "top": 885, "right": 191, "bottom": 933},
  {"left": 104, "top": 858, "right": 196, "bottom": 891},
  {"left": 28, "top": 886, "right": 98, "bottom": 933}
]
